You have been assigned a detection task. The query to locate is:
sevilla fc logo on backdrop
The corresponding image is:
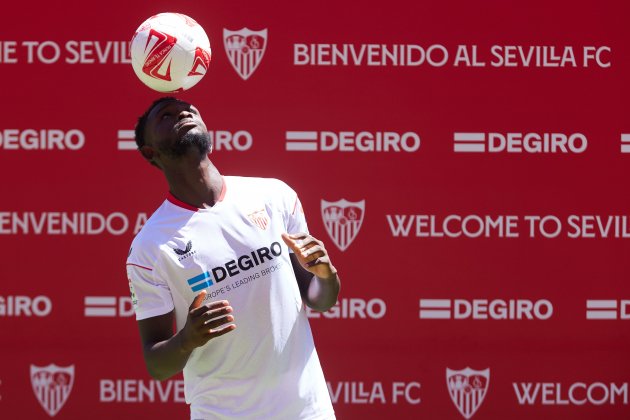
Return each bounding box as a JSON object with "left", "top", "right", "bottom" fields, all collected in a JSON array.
[
  {"left": 223, "top": 28, "right": 268, "bottom": 80},
  {"left": 321, "top": 199, "right": 365, "bottom": 251},
  {"left": 446, "top": 367, "right": 490, "bottom": 419},
  {"left": 31, "top": 364, "right": 75, "bottom": 417}
]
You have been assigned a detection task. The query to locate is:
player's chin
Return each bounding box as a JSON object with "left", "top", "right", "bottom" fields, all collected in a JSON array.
[{"left": 184, "top": 132, "right": 212, "bottom": 154}]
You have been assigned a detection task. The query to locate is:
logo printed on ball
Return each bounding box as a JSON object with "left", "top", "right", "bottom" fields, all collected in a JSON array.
[
  {"left": 446, "top": 367, "right": 490, "bottom": 419},
  {"left": 31, "top": 364, "right": 75, "bottom": 417},
  {"left": 188, "top": 47, "right": 211, "bottom": 76},
  {"left": 223, "top": 28, "right": 268, "bottom": 80},
  {"left": 321, "top": 199, "right": 365, "bottom": 251},
  {"left": 142, "top": 28, "right": 177, "bottom": 81}
]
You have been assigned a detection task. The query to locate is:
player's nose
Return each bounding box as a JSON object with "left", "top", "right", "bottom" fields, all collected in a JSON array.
[{"left": 178, "top": 110, "right": 193, "bottom": 120}]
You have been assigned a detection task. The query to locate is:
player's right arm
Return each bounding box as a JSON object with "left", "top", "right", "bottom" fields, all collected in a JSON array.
[{"left": 137, "top": 291, "right": 236, "bottom": 381}]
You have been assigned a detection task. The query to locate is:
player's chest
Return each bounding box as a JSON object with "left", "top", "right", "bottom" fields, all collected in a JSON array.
[{"left": 160, "top": 203, "right": 287, "bottom": 291}]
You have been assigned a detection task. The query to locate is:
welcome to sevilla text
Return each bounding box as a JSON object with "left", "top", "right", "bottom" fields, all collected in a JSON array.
[{"left": 387, "top": 214, "right": 630, "bottom": 239}]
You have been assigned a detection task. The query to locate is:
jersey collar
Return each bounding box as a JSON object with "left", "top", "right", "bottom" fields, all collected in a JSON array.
[{"left": 166, "top": 176, "right": 227, "bottom": 212}]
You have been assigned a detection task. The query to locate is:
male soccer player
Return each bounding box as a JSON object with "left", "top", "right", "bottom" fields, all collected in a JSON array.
[{"left": 126, "top": 97, "right": 340, "bottom": 419}]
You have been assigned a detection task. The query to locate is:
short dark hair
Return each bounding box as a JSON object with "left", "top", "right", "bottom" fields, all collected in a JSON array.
[{"left": 134, "top": 96, "right": 180, "bottom": 149}]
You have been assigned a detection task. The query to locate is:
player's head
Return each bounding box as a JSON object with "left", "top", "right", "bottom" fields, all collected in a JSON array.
[{"left": 135, "top": 97, "right": 212, "bottom": 168}]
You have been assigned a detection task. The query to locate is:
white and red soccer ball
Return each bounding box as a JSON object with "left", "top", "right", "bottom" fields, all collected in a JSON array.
[{"left": 130, "top": 13, "right": 211, "bottom": 92}]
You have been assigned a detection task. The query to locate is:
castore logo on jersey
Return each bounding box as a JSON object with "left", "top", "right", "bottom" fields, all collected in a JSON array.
[
  {"left": 172, "top": 240, "right": 197, "bottom": 261},
  {"left": 173, "top": 240, "right": 193, "bottom": 255}
]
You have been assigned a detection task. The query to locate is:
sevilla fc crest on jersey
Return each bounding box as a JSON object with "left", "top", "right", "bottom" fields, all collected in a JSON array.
[
  {"left": 321, "top": 199, "right": 365, "bottom": 251},
  {"left": 223, "top": 28, "right": 268, "bottom": 80},
  {"left": 31, "top": 364, "right": 75, "bottom": 417},
  {"left": 446, "top": 367, "right": 490, "bottom": 419},
  {"left": 247, "top": 208, "right": 270, "bottom": 230}
]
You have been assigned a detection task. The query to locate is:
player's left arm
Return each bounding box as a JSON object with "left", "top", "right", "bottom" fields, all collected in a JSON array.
[{"left": 282, "top": 232, "right": 340, "bottom": 312}]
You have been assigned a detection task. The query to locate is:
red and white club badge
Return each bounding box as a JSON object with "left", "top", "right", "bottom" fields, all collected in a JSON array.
[
  {"left": 247, "top": 208, "right": 270, "bottom": 230},
  {"left": 446, "top": 367, "right": 490, "bottom": 419},
  {"left": 30, "top": 364, "right": 75, "bottom": 417},
  {"left": 223, "top": 28, "right": 268, "bottom": 80},
  {"left": 321, "top": 199, "right": 365, "bottom": 252}
]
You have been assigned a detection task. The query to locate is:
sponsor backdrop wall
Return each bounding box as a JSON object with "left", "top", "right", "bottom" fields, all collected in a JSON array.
[{"left": 1, "top": 0, "right": 629, "bottom": 418}]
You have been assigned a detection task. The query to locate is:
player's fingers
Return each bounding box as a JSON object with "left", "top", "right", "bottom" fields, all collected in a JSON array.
[
  {"left": 199, "top": 306, "right": 233, "bottom": 322},
  {"left": 208, "top": 322, "right": 237, "bottom": 338},
  {"left": 304, "top": 251, "right": 325, "bottom": 266},
  {"left": 285, "top": 232, "right": 308, "bottom": 240},
  {"left": 205, "top": 314, "right": 235, "bottom": 330},
  {"left": 189, "top": 290, "right": 207, "bottom": 310},
  {"left": 298, "top": 236, "right": 324, "bottom": 251},
  {"left": 306, "top": 255, "right": 330, "bottom": 267},
  {"left": 281, "top": 232, "right": 300, "bottom": 251},
  {"left": 283, "top": 232, "right": 311, "bottom": 246},
  {"left": 301, "top": 245, "right": 324, "bottom": 259},
  {"left": 190, "top": 299, "right": 230, "bottom": 317}
]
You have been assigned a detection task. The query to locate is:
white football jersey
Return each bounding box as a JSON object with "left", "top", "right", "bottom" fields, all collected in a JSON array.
[{"left": 126, "top": 176, "right": 334, "bottom": 419}]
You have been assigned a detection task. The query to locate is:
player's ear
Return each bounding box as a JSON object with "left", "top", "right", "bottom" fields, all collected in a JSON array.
[
  {"left": 139, "top": 145, "right": 154, "bottom": 161},
  {"left": 139, "top": 145, "right": 160, "bottom": 168}
]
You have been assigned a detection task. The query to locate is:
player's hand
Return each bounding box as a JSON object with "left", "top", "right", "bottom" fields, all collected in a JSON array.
[
  {"left": 180, "top": 290, "right": 236, "bottom": 352},
  {"left": 281, "top": 232, "right": 338, "bottom": 281}
]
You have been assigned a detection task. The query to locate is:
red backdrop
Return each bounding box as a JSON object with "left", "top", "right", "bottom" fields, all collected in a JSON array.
[{"left": 2, "top": 0, "right": 629, "bottom": 418}]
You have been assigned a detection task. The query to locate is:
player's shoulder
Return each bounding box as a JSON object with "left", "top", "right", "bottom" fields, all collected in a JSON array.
[
  {"left": 128, "top": 200, "right": 176, "bottom": 255},
  {"left": 225, "top": 175, "right": 295, "bottom": 196}
]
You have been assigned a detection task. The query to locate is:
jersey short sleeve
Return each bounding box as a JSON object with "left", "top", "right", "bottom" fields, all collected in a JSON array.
[
  {"left": 126, "top": 253, "right": 174, "bottom": 321},
  {"left": 280, "top": 181, "right": 309, "bottom": 236}
]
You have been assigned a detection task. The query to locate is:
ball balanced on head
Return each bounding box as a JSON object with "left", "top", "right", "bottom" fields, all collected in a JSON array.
[{"left": 130, "top": 13, "right": 212, "bottom": 92}]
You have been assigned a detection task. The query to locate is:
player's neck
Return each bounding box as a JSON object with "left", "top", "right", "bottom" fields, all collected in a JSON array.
[{"left": 166, "top": 157, "right": 223, "bottom": 209}]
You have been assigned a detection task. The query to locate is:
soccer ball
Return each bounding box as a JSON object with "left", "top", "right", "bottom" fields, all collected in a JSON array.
[{"left": 130, "top": 13, "right": 212, "bottom": 92}]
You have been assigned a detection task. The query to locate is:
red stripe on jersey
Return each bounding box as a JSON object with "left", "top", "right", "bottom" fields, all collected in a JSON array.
[
  {"left": 292, "top": 196, "right": 299, "bottom": 215},
  {"left": 126, "top": 262, "right": 153, "bottom": 271}
]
